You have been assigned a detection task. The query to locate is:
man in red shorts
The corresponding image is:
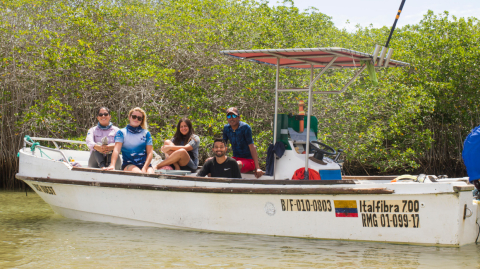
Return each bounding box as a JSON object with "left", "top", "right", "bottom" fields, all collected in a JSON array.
[{"left": 223, "top": 107, "right": 264, "bottom": 178}]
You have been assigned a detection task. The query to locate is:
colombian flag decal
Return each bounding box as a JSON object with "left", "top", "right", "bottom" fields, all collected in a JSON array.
[{"left": 334, "top": 200, "right": 358, "bottom": 217}]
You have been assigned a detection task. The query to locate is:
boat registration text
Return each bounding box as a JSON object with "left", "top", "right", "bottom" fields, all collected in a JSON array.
[
  {"left": 32, "top": 184, "right": 56, "bottom": 195},
  {"left": 280, "top": 199, "right": 332, "bottom": 212},
  {"left": 360, "top": 200, "right": 420, "bottom": 228}
]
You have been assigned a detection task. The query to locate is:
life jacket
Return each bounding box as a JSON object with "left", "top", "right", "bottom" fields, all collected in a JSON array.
[{"left": 292, "top": 168, "right": 321, "bottom": 180}]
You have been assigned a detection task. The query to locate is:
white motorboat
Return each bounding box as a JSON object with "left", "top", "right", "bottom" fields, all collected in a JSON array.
[{"left": 16, "top": 46, "right": 479, "bottom": 246}]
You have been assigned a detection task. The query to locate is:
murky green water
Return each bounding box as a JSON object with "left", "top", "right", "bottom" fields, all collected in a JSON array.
[{"left": 1, "top": 191, "right": 480, "bottom": 268}]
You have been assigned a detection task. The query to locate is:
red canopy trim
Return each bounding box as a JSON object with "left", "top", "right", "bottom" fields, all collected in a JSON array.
[{"left": 220, "top": 47, "right": 409, "bottom": 69}]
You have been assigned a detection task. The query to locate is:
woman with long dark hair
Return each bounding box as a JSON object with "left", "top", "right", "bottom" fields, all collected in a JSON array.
[{"left": 155, "top": 118, "right": 200, "bottom": 172}]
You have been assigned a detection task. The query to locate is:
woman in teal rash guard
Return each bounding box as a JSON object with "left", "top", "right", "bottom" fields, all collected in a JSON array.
[{"left": 104, "top": 107, "right": 154, "bottom": 174}]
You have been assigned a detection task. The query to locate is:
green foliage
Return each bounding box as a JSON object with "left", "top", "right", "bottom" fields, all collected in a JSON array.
[
  {"left": 1, "top": 0, "right": 479, "bottom": 190},
  {"left": 60, "top": 135, "right": 88, "bottom": 151},
  {"left": 16, "top": 96, "right": 77, "bottom": 137},
  {"left": 315, "top": 82, "right": 434, "bottom": 173},
  {"left": 392, "top": 12, "right": 480, "bottom": 174}
]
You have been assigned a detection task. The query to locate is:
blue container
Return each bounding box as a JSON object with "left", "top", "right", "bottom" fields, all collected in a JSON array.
[{"left": 319, "top": 170, "right": 342, "bottom": 180}]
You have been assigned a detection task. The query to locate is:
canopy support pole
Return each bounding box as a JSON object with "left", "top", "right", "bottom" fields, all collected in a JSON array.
[
  {"left": 304, "top": 57, "right": 337, "bottom": 179},
  {"left": 314, "top": 64, "right": 367, "bottom": 95},
  {"left": 273, "top": 58, "right": 280, "bottom": 179},
  {"left": 309, "top": 57, "right": 338, "bottom": 88}
]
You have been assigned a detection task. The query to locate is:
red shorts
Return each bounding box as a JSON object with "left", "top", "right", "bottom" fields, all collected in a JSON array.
[{"left": 232, "top": 157, "right": 255, "bottom": 173}]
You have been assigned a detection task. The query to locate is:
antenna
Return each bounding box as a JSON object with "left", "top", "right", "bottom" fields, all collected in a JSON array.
[{"left": 385, "top": 0, "right": 406, "bottom": 48}]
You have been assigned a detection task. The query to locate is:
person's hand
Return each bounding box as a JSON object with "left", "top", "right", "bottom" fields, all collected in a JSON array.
[
  {"left": 100, "top": 145, "right": 108, "bottom": 154},
  {"left": 141, "top": 166, "right": 148, "bottom": 173},
  {"left": 93, "top": 144, "right": 102, "bottom": 152},
  {"left": 103, "top": 165, "right": 114, "bottom": 171},
  {"left": 161, "top": 145, "right": 173, "bottom": 153},
  {"left": 94, "top": 144, "right": 108, "bottom": 154},
  {"left": 254, "top": 169, "right": 264, "bottom": 178}
]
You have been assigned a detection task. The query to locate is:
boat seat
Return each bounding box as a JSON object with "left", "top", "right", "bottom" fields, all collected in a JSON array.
[
  {"left": 287, "top": 128, "right": 317, "bottom": 143},
  {"left": 77, "top": 161, "right": 89, "bottom": 167},
  {"left": 275, "top": 114, "right": 318, "bottom": 150},
  {"left": 241, "top": 170, "right": 266, "bottom": 175},
  {"left": 155, "top": 170, "right": 192, "bottom": 176}
]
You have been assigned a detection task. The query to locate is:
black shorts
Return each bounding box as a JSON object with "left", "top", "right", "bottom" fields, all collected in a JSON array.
[{"left": 170, "top": 159, "right": 197, "bottom": 173}]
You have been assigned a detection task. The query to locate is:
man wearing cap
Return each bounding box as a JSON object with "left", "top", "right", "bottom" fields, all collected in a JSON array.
[{"left": 223, "top": 107, "right": 264, "bottom": 178}]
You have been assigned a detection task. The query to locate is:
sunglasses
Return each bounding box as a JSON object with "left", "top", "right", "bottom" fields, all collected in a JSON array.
[
  {"left": 226, "top": 114, "right": 238, "bottom": 119},
  {"left": 131, "top": 115, "right": 143, "bottom": 121},
  {"left": 98, "top": 113, "right": 109, "bottom": 117}
]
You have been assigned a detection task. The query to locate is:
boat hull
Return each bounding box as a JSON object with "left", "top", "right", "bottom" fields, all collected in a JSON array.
[{"left": 16, "top": 148, "right": 479, "bottom": 246}]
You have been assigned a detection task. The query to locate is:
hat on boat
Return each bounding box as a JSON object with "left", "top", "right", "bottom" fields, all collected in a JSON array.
[{"left": 226, "top": 107, "right": 239, "bottom": 116}]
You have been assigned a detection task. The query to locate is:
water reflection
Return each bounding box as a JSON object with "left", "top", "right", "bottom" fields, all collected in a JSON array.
[{"left": 1, "top": 191, "right": 480, "bottom": 268}]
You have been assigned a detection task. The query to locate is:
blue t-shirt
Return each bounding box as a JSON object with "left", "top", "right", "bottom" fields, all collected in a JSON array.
[
  {"left": 463, "top": 125, "right": 480, "bottom": 181},
  {"left": 223, "top": 121, "right": 254, "bottom": 159},
  {"left": 115, "top": 125, "right": 153, "bottom": 168}
]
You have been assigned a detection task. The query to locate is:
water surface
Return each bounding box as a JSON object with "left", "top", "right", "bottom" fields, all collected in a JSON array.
[{"left": 1, "top": 191, "right": 479, "bottom": 268}]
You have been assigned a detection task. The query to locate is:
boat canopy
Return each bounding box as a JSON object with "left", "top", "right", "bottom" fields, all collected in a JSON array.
[
  {"left": 220, "top": 47, "right": 409, "bottom": 69},
  {"left": 221, "top": 45, "right": 410, "bottom": 179}
]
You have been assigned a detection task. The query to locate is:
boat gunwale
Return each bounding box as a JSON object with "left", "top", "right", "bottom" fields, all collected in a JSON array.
[
  {"left": 71, "top": 167, "right": 357, "bottom": 185},
  {"left": 16, "top": 175, "right": 395, "bottom": 194}
]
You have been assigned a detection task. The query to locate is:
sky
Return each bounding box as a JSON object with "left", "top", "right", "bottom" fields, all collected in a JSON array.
[{"left": 269, "top": 0, "right": 480, "bottom": 31}]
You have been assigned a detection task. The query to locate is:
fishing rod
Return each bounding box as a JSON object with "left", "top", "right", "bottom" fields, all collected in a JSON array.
[{"left": 385, "top": 0, "right": 406, "bottom": 48}]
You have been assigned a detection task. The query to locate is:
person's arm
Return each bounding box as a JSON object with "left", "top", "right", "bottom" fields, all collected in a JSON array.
[
  {"left": 248, "top": 144, "right": 261, "bottom": 170},
  {"left": 141, "top": 132, "right": 154, "bottom": 173},
  {"left": 248, "top": 144, "right": 263, "bottom": 178},
  {"left": 104, "top": 127, "right": 119, "bottom": 152},
  {"left": 104, "top": 129, "right": 124, "bottom": 170},
  {"left": 187, "top": 135, "right": 199, "bottom": 152},
  {"left": 196, "top": 161, "right": 211, "bottom": 177},
  {"left": 104, "top": 142, "right": 122, "bottom": 170},
  {"left": 223, "top": 126, "right": 228, "bottom": 144},
  {"left": 142, "top": 145, "right": 153, "bottom": 173},
  {"left": 244, "top": 125, "right": 263, "bottom": 178},
  {"left": 161, "top": 138, "right": 194, "bottom": 153},
  {"left": 162, "top": 144, "right": 193, "bottom": 152},
  {"left": 86, "top": 127, "right": 97, "bottom": 151},
  {"left": 87, "top": 127, "right": 110, "bottom": 154}
]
